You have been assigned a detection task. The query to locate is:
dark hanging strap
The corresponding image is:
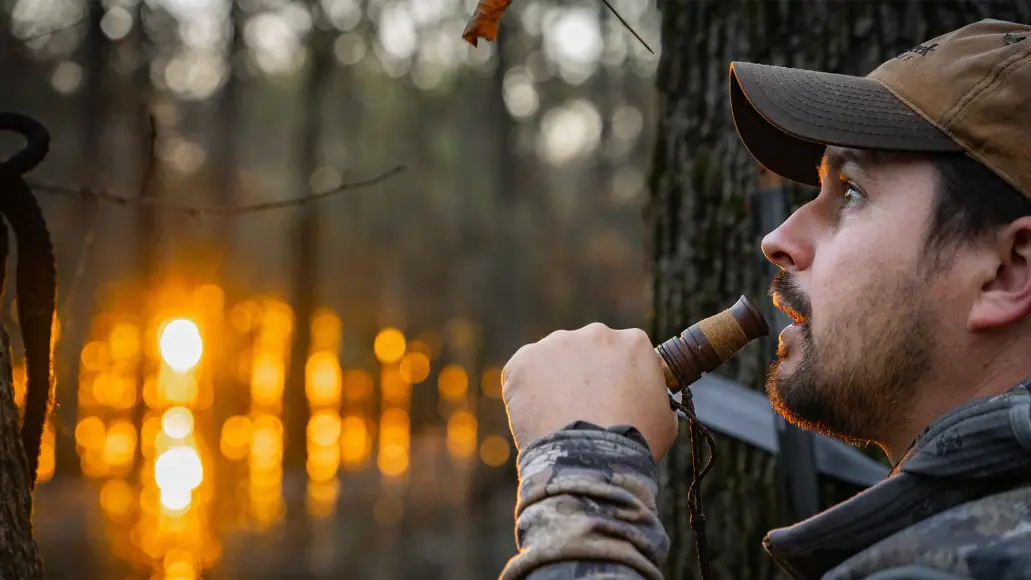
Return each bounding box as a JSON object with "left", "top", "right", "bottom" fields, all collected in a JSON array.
[
  {"left": 0, "top": 112, "right": 58, "bottom": 494},
  {"left": 670, "top": 386, "right": 716, "bottom": 580}
]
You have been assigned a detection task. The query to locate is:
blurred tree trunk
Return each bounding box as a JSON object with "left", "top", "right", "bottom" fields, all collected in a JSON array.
[
  {"left": 282, "top": 13, "right": 334, "bottom": 572},
  {"left": 648, "top": 1, "right": 1031, "bottom": 579},
  {"left": 285, "top": 8, "right": 334, "bottom": 473},
  {"left": 131, "top": 0, "right": 159, "bottom": 479},
  {"left": 211, "top": 0, "right": 245, "bottom": 532},
  {"left": 0, "top": 327, "right": 44, "bottom": 579},
  {"left": 56, "top": 0, "right": 110, "bottom": 480},
  {"left": 471, "top": 15, "right": 521, "bottom": 575},
  {"left": 491, "top": 0, "right": 521, "bottom": 358}
]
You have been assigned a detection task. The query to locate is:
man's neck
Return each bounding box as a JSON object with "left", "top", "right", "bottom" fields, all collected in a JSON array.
[{"left": 883, "top": 362, "right": 1031, "bottom": 465}]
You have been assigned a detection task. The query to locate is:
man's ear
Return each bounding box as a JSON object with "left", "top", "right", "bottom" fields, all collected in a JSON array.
[{"left": 969, "top": 216, "right": 1031, "bottom": 331}]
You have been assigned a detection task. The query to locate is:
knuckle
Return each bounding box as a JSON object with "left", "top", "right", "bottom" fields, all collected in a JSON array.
[
  {"left": 504, "top": 345, "right": 524, "bottom": 367},
  {"left": 542, "top": 329, "right": 569, "bottom": 343},
  {"left": 501, "top": 339, "right": 541, "bottom": 397},
  {"left": 582, "top": 322, "right": 619, "bottom": 344},
  {"left": 622, "top": 327, "right": 652, "bottom": 347},
  {"left": 500, "top": 364, "right": 518, "bottom": 398},
  {"left": 502, "top": 346, "right": 529, "bottom": 382}
]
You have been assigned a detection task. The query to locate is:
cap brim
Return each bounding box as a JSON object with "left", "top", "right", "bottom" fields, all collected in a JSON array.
[{"left": 729, "top": 62, "right": 964, "bottom": 187}]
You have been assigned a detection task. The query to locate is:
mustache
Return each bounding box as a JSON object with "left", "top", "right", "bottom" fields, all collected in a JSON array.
[{"left": 769, "top": 271, "right": 811, "bottom": 322}]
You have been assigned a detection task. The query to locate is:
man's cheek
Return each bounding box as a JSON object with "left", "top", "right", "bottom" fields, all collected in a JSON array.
[{"left": 815, "top": 252, "right": 868, "bottom": 308}]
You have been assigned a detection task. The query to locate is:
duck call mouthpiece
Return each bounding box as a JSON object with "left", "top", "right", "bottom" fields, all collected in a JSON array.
[{"left": 656, "top": 295, "right": 770, "bottom": 390}]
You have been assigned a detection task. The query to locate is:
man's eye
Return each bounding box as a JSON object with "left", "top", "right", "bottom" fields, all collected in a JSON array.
[{"left": 840, "top": 178, "right": 866, "bottom": 207}]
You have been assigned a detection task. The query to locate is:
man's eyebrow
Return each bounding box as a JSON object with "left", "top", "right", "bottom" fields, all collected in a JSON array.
[{"left": 817, "top": 148, "right": 894, "bottom": 182}]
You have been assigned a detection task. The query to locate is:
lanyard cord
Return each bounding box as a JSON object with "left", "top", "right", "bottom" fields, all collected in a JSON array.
[{"left": 670, "top": 387, "right": 717, "bottom": 580}]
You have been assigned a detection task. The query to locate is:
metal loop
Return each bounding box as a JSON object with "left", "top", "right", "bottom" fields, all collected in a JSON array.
[{"left": 0, "top": 112, "right": 51, "bottom": 176}]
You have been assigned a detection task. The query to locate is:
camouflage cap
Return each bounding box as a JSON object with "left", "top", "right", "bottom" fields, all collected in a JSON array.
[{"left": 729, "top": 19, "right": 1031, "bottom": 200}]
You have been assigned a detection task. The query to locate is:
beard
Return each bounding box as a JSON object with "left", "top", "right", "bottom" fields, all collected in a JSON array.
[{"left": 764, "top": 270, "right": 938, "bottom": 446}]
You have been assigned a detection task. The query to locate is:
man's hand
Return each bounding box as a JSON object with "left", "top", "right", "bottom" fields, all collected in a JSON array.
[{"left": 501, "top": 322, "right": 679, "bottom": 463}]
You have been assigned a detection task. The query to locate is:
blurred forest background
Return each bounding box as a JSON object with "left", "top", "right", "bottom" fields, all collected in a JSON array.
[{"left": 0, "top": 0, "right": 660, "bottom": 578}]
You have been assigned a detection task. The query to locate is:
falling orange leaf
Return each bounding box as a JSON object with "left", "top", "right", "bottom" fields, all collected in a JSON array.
[
  {"left": 462, "top": 0, "right": 514, "bottom": 47},
  {"left": 461, "top": 0, "right": 654, "bottom": 54}
]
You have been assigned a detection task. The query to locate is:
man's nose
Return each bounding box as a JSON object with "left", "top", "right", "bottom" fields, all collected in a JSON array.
[{"left": 761, "top": 212, "right": 813, "bottom": 272}]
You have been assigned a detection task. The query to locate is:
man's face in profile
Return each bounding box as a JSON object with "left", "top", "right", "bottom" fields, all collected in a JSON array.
[{"left": 760, "top": 147, "right": 947, "bottom": 447}]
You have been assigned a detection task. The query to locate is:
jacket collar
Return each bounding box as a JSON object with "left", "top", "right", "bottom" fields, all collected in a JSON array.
[{"left": 763, "top": 379, "right": 1031, "bottom": 580}]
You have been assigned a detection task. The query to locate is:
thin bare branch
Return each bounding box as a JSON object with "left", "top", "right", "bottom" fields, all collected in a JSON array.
[
  {"left": 25, "top": 165, "right": 406, "bottom": 216},
  {"left": 15, "top": 16, "right": 88, "bottom": 44},
  {"left": 601, "top": 0, "right": 654, "bottom": 54}
]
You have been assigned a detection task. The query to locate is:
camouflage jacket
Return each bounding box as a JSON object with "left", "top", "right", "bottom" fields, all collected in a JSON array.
[{"left": 499, "top": 379, "right": 1031, "bottom": 580}]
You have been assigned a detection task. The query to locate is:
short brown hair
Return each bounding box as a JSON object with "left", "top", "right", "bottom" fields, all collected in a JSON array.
[{"left": 924, "top": 152, "right": 1031, "bottom": 268}]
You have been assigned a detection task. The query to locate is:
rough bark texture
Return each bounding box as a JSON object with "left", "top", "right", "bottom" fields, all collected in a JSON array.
[
  {"left": 0, "top": 326, "right": 44, "bottom": 579},
  {"left": 647, "top": 2, "right": 1031, "bottom": 579}
]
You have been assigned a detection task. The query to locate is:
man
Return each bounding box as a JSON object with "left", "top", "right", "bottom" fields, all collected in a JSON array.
[{"left": 498, "top": 19, "right": 1031, "bottom": 580}]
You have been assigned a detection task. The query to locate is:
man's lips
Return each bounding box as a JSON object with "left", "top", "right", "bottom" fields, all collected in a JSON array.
[{"left": 771, "top": 294, "right": 806, "bottom": 325}]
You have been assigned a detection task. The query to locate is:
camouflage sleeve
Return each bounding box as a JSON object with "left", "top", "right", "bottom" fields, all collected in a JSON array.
[{"left": 498, "top": 422, "right": 669, "bottom": 580}]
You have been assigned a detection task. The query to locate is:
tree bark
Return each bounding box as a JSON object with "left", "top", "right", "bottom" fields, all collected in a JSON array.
[
  {"left": 648, "top": 2, "right": 1031, "bottom": 579},
  {"left": 0, "top": 326, "right": 44, "bottom": 579}
]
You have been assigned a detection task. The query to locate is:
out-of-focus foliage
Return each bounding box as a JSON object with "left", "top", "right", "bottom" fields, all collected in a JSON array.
[{"left": 1, "top": 0, "right": 661, "bottom": 578}]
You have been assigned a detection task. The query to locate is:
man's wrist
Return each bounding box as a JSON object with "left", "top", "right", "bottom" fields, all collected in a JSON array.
[
  {"left": 517, "top": 421, "right": 657, "bottom": 483},
  {"left": 502, "top": 422, "right": 668, "bottom": 580}
]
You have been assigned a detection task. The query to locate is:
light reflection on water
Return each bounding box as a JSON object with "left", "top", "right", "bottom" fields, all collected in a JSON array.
[{"left": 18, "top": 281, "right": 513, "bottom": 578}]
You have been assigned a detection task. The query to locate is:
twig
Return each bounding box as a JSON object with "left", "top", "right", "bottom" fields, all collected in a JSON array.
[
  {"left": 24, "top": 165, "right": 406, "bottom": 216},
  {"left": 15, "top": 16, "right": 88, "bottom": 43},
  {"left": 58, "top": 224, "right": 95, "bottom": 324},
  {"left": 56, "top": 114, "right": 158, "bottom": 330},
  {"left": 140, "top": 114, "right": 160, "bottom": 201},
  {"left": 601, "top": 0, "right": 654, "bottom": 54}
]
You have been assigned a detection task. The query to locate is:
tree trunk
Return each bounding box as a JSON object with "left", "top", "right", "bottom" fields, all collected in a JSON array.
[
  {"left": 131, "top": 0, "right": 159, "bottom": 481},
  {"left": 0, "top": 326, "right": 44, "bottom": 579},
  {"left": 285, "top": 6, "right": 334, "bottom": 473},
  {"left": 648, "top": 2, "right": 1031, "bottom": 579},
  {"left": 56, "top": 0, "right": 109, "bottom": 480}
]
